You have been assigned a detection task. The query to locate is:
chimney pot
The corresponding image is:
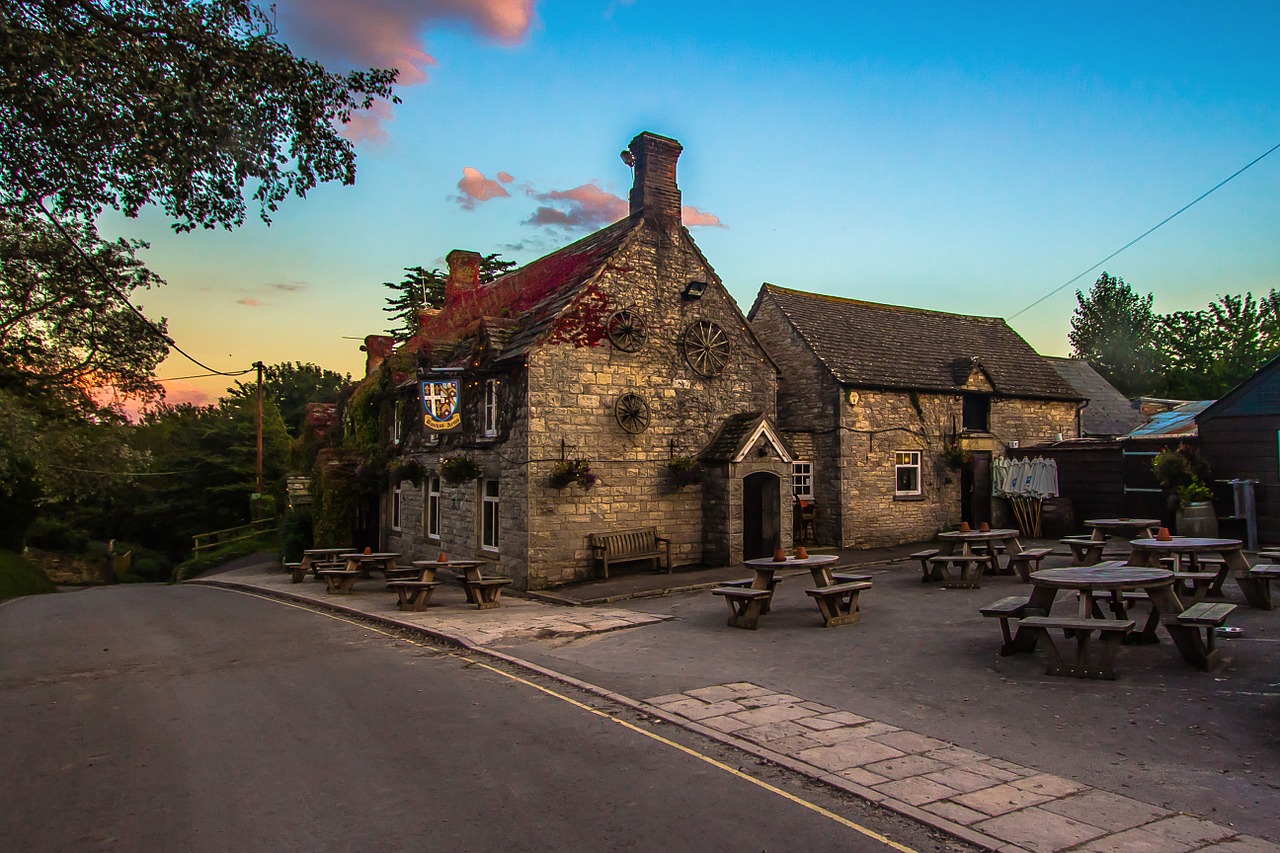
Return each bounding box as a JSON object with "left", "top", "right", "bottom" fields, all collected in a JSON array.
[
  {"left": 627, "top": 132, "right": 683, "bottom": 222},
  {"left": 446, "top": 249, "right": 482, "bottom": 304}
]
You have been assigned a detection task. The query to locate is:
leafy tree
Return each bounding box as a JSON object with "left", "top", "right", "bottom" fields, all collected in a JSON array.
[
  {"left": 383, "top": 254, "right": 517, "bottom": 340},
  {"left": 0, "top": 207, "right": 169, "bottom": 405},
  {"left": 224, "top": 361, "right": 351, "bottom": 437},
  {"left": 1068, "top": 272, "right": 1162, "bottom": 397},
  {"left": 1159, "top": 291, "right": 1280, "bottom": 398},
  {"left": 1, "top": 0, "right": 398, "bottom": 231}
]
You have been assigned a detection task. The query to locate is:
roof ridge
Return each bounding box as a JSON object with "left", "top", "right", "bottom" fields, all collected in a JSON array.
[{"left": 763, "top": 282, "right": 1004, "bottom": 322}]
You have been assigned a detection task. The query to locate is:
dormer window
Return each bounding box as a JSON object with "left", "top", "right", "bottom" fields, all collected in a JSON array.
[
  {"left": 962, "top": 394, "right": 990, "bottom": 432},
  {"left": 483, "top": 379, "right": 498, "bottom": 437}
]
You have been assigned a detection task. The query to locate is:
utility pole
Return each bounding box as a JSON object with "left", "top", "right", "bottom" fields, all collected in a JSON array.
[{"left": 254, "top": 360, "right": 264, "bottom": 499}]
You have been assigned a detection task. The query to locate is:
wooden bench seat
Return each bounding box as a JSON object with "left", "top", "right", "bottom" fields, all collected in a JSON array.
[
  {"left": 831, "top": 571, "right": 873, "bottom": 584},
  {"left": 1007, "top": 548, "right": 1052, "bottom": 582},
  {"left": 804, "top": 581, "right": 872, "bottom": 627},
  {"left": 910, "top": 549, "right": 940, "bottom": 581},
  {"left": 1172, "top": 570, "right": 1219, "bottom": 603},
  {"left": 316, "top": 568, "right": 360, "bottom": 594},
  {"left": 1059, "top": 537, "right": 1105, "bottom": 565},
  {"left": 712, "top": 587, "right": 772, "bottom": 629},
  {"left": 928, "top": 554, "right": 989, "bottom": 589},
  {"left": 385, "top": 580, "right": 439, "bottom": 611},
  {"left": 464, "top": 576, "right": 513, "bottom": 610},
  {"left": 721, "top": 577, "right": 779, "bottom": 613},
  {"left": 285, "top": 562, "right": 308, "bottom": 584},
  {"left": 1174, "top": 601, "right": 1237, "bottom": 669},
  {"left": 1018, "top": 615, "right": 1135, "bottom": 680},
  {"left": 590, "top": 527, "right": 671, "bottom": 578},
  {"left": 1237, "top": 564, "right": 1280, "bottom": 610},
  {"left": 980, "top": 596, "right": 1038, "bottom": 655}
]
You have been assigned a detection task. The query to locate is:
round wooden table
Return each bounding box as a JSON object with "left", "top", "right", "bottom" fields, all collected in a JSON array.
[
  {"left": 1031, "top": 565, "right": 1175, "bottom": 617},
  {"left": 1083, "top": 518, "right": 1161, "bottom": 540},
  {"left": 936, "top": 529, "right": 1024, "bottom": 576},
  {"left": 1127, "top": 537, "right": 1249, "bottom": 597},
  {"left": 745, "top": 554, "right": 838, "bottom": 586}
]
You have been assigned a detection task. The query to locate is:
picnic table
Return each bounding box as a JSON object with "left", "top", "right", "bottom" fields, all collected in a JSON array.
[
  {"left": 300, "top": 547, "right": 352, "bottom": 572},
  {"left": 932, "top": 528, "right": 1025, "bottom": 587},
  {"left": 1125, "top": 537, "right": 1250, "bottom": 601},
  {"left": 1062, "top": 519, "right": 1161, "bottom": 565},
  {"left": 1015, "top": 564, "right": 1226, "bottom": 671},
  {"left": 418, "top": 559, "right": 513, "bottom": 609},
  {"left": 339, "top": 552, "right": 402, "bottom": 578},
  {"left": 712, "top": 555, "right": 839, "bottom": 629}
]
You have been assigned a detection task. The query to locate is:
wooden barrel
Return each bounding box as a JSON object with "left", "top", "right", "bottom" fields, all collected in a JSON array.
[{"left": 1176, "top": 502, "right": 1219, "bottom": 538}]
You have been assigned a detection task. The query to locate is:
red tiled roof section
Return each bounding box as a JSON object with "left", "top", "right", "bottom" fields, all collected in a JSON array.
[
  {"left": 415, "top": 216, "right": 641, "bottom": 360},
  {"left": 761, "top": 284, "right": 1081, "bottom": 400}
]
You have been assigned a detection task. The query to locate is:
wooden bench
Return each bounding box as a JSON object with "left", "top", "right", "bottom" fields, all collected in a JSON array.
[
  {"left": 590, "top": 528, "right": 671, "bottom": 578},
  {"left": 1237, "top": 564, "right": 1280, "bottom": 610},
  {"left": 805, "top": 581, "right": 872, "bottom": 627},
  {"left": 1017, "top": 616, "right": 1135, "bottom": 680},
  {"left": 464, "top": 574, "right": 513, "bottom": 610},
  {"left": 385, "top": 579, "right": 439, "bottom": 611},
  {"left": 1175, "top": 601, "right": 1237, "bottom": 670},
  {"left": 980, "top": 596, "right": 1041, "bottom": 655},
  {"left": 712, "top": 587, "right": 772, "bottom": 629},
  {"left": 722, "top": 577, "right": 779, "bottom": 614},
  {"left": 1060, "top": 537, "right": 1105, "bottom": 565},
  {"left": 928, "top": 554, "right": 989, "bottom": 588},
  {"left": 1007, "top": 548, "right": 1052, "bottom": 582},
  {"left": 316, "top": 567, "right": 361, "bottom": 594},
  {"left": 831, "top": 571, "right": 873, "bottom": 584},
  {"left": 285, "top": 562, "right": 308, "bottom": 584},
  {"left": 910, "top": 549, "right": 940, "bottom": 581},
  {"left": 1172, "top": 571, "right": 1219, "bottom": 603}
]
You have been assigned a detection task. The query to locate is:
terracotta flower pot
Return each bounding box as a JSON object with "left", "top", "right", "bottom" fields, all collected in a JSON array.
[
  {"left": 978, "top": 522, "right": 990, "bottom": 532},
  {"left": 795, "top": 546, "right": 809, "bottom": 560},
  {"left": 772, "top": 548, "right": 787, "bottom": 562},
  {"left": 363, "top": 546, "right": 372, "bottom": 555},
  {"left": 437, "top": 552, "right": 449, "bottom": 563},
  {"left": 1156, "top": 527, "right": 1172, "bottom": 541},
  {"left": 958, "top": 522, "right": 971, "bottom": 533}
]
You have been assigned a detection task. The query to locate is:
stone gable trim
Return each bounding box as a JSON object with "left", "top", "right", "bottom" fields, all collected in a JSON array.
[{"left": 732, "top": 419, "right": 794, "bottom": 464}]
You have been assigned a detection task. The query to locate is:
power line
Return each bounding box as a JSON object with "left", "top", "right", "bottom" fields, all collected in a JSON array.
[
  {"left": 32, "top": 200, "right": 255, "bottom": 377},
  {"left": 157, "top": 370, "right": 254, "bottom": 382},
  {"left": 1009, "top": 139, "right": 1280, "bottom": 321}
]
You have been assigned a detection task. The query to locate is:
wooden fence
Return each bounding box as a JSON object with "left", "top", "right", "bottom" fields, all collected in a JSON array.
[{"left": 192, "top": 518, "right": 277, "bottom": 555}]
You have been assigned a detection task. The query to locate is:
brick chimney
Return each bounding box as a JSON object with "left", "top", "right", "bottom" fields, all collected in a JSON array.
[
  {"left": 361, "top": 334, "right": 395, "bottom": 376},
  {"left": 627, "top": 132, "right": 683, "bottom": 222},
  {"left": 445, "top": 249, "right": 482, "bottom": 304}
]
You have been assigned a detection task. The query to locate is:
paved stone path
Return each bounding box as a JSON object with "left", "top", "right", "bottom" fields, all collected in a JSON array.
[{"left": 645, "top": 682, "right": 1276, "bottom": 853}]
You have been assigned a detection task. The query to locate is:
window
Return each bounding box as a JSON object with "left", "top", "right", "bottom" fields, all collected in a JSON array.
[
  {"left": 424, "top": 476, "right": 441, "bottom": 540},
  {"left": 391, "top": 483, "right": 403, "bottom": 531},
  {"left": 895, "top": 451, "right": 922, "bottom": 497},
  {"left": 483, "top": 379, "right": 498, "bottom": 437},
  {"left": 392, "top": 400, "right": 403, "bottom": 444},
  {"left": 792, "top": 462, "right": 813, "bottom": 499},
  {"left": 481, "top": 479, "right": 500, "bottom": 551},
  {"left": 962, "top": 394, "right": 990, "bottom": 432}
]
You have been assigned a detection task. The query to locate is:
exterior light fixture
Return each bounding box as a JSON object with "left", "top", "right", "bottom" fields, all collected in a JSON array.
[{"left": 682, "top": 280, "right": 708, "bottom": 300}]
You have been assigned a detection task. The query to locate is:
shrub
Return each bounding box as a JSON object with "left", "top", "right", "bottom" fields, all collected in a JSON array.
[
  {"left": 0, "top": 549, "right": 56, "bottom": 599},
  {"left": 26, "top": 517, "right": 91, "bottom": 553}
]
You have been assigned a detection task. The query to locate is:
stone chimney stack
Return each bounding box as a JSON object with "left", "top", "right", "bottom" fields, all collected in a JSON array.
[
  {"left": 627, "top": 132, "right": 683, "bottom": 222},
  {"left": 445, "top": 249, "right": 482, "bottom": 304},
  {"left": 361, "top": 334, "right": 395, "bottom": 376}
]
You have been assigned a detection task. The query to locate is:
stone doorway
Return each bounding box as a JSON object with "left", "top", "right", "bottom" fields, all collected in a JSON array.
[{"left": 743, "top": 471, "right": 782, "bottom": 560}]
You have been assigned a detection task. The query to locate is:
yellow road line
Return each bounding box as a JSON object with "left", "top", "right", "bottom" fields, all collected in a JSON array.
[{"left": 217, "top": 586, "right": 919, "bottom": 853}]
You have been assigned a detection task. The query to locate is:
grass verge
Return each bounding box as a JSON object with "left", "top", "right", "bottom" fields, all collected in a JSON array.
[
  {"left": 0, "top": 550, "right": 58, "bottom": 600},
  {"left": 172, "top": 533, "right": 280, "bottom": 582}
]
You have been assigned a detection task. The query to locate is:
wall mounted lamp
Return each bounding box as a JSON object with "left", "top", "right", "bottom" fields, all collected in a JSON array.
[{"left": 682, "top": 280, "right": 708, "bottom": 300}]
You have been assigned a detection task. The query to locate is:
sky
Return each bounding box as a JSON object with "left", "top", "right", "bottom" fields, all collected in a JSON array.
[{"left": 108, "top": 0, "right": 1280, "bottom": 408}]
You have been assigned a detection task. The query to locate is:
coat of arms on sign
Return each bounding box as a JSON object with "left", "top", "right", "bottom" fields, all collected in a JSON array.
[{"left": 420, "top": 379, "right": 461, "bottom": 431}]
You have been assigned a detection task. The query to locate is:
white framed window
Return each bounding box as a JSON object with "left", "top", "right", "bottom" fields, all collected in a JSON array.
[
  {"left": 391, "top": 483, "right": 403, "bottom": 531},
  {"left": 392, "top": 400, "right": 403, "bottom": 444},
  {"left": 483, "top": 379, "right": 498, "bottom": 437},
  {"left": 895, "top": 451, "right": 922, "bottom": 497},
  {"left": 424, "top": 476, "right": 441, "bottom": 540},
  {"left": 480, "top": 479, "right": 500, "bottom": 551},
  {"left": 792, "top": 462, "right": 813, "bottom": 499}
]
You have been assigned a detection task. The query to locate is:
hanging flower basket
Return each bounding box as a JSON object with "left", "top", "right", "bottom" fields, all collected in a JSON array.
[
  {"left": 439, "top": 455, "right": 483, "bottom": 485},
  {"left": 550, "top": 459, "right": 595, "bottom": 490},
  {"left": 668, "top": 456, "right": 703, "bottom": 487},
  {"left": 389, "top": 458, "right": 425, "bottom": 487},
  {"left": 941, "top": 442, "right": 971, "bottom": 468}
]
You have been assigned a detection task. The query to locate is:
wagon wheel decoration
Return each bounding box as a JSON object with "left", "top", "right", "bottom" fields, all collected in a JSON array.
[
  {"left": 682, "top": 320, "right": 730, "bottom": 377},
  {"left": 614, "top": 393, "right": 651, "bottom": 434},
  {"left": 605, "top": 309, "right": 647, "bottom": 353}
]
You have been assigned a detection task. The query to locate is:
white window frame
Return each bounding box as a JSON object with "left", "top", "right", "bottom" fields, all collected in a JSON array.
[
  {"left": 391, "top": 482, "right": 403, "bottom": 531},
  {"left": 392, "top": 400, "right": 403, "bottom": 445},
  {"left": 894, "top": 451, "right": 922, "bottom": 497},
  {"left": 424, "top": 475, "right": 441, "bottom": 540},
  {"left": 792, "top": 462, "right": 813, "bottom": 500},
  {"left": 480, "top": 479, "right": 500, "bottom": 551},
  {"left": 483, "top": 379, "right": 498, "bottom": 437}
]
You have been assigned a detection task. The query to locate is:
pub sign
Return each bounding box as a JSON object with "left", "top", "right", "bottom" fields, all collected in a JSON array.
[{"left": 420, "top": 377, "right": 461, "bottom": 431}]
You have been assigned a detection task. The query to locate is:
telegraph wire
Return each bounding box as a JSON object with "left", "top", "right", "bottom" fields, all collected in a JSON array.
[
  {"left": 32, "top": 200, "right": 255, "bottom": 378},
  {"left": 1009, "top": 139, "right": 1280, "bottom": 321}
]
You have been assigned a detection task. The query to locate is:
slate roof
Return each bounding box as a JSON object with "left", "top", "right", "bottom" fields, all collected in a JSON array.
[
  {"left": 1045, "top": 357, "right": 1145, "bottom": 436},
  {"left": 752, "top": 285, "right": 1081, "bottom": 400},
  {"left": 1124, "top": 400, "right": 1212, "bottom": 439},
  {"left": 700, "top": 412, "right": 766, "bottom": 461}
]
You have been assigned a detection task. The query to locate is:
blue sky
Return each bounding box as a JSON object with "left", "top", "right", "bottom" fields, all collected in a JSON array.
[{"left": 109, "top": 1, "right": 1280, "bottom": 405}]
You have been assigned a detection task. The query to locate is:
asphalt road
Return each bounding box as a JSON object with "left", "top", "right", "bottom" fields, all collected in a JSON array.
[{"left": 0, "top": 585, "right": 970, "bottom": 853}]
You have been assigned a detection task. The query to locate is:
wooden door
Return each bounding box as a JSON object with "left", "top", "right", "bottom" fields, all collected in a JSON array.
[
  {"left": 743, "top": 472, "right": 781, "bottom": 560},
  {"left": 962, "top": 451, "right": 993, "bottom": 527}
]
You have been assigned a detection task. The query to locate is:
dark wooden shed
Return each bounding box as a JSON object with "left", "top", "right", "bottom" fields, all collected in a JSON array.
[{"left": 1196, "top": 355, "right": 1280, "bottom": 548}]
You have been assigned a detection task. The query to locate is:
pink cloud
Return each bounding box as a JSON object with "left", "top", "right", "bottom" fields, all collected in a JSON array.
[
  {"left": 454, "top": 167, "right": 513, "bottom": 210},
  {"left": 237, "top": 298, "right": 264, "bottom": 307},
  {"left": 682, "top": 205, "right": 726, "bottom": 228},
  {"left": 278, "top": 1, "right": 539, "bottom": 88},
  {"left": 526, "top": 182, "right": 628, "bottom": 231},
  {"left": 340, "top": 99, "right": 396, "bottom": 146}
]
